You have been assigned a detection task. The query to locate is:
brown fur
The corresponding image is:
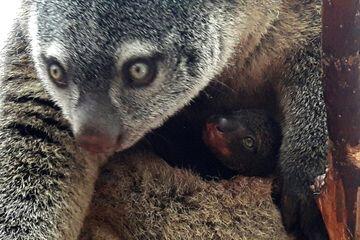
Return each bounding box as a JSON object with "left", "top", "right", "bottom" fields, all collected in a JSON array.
[
  {"left": 222, "top": 1, "right": 320, "bottom": 92},
  {"left": 80, "top": 150, "right": 294, "bottom": 240}
]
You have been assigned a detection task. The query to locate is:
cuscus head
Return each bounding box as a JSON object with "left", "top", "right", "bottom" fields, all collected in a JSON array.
[
  {"left": 27, "top": 0, "right": 244, "bottom": 153},
  {"left": 203, "top": 110, "right": 281, "bottom": 176}
]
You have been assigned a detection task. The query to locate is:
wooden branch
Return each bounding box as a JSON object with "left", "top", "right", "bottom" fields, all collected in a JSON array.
[{"left": 318, "top": 1, "right": 360, "bottom": 239}]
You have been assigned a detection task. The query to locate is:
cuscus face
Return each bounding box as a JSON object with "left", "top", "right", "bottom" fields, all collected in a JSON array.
[
  {"left": 203, "top": 110, "right": 281, "bottom": 176},
  {"left": 28, "top": 0, "right": 242, "bottom": 153}
]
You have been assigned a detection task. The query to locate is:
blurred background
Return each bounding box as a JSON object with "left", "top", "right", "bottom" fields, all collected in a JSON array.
[{"left": 0, "top": 0, "right": 21, "bottom": 49}]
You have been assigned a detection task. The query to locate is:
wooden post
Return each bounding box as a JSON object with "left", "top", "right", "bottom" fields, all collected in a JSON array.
[{"left": 318, "top": 0, "right": 360, "bottom": 239}]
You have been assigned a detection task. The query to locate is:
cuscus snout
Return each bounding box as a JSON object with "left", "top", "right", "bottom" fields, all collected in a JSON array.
[
  {"left": 207, "top": 115, "right": 239, "bottom": 133},
  {"left": 203, "top": 116, "right": 234, "bottom": 158},
  {"left": 76, "top": 127, "right": 122, "bottom": 154},
  {"left": 72, "top": 94, "right": 123, "bottom": 154}
]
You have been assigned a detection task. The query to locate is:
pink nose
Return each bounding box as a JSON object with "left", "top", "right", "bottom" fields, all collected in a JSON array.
[{"left": 76, "top": 132, "right": 115, "bottom": 154}]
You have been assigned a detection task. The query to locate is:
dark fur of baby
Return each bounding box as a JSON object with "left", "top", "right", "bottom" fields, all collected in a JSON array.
[{"left": 203, "top": 110, "right": 281, "bottom": 177}]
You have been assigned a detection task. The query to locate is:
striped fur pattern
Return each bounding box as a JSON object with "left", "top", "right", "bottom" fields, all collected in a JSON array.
[{"left": 0, "top": 23, "right": 107, "bottom": 240}]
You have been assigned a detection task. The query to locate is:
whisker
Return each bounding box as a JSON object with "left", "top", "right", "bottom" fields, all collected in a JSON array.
[{"left": 211, "top": 79, "right": 237, "bottom": 93}]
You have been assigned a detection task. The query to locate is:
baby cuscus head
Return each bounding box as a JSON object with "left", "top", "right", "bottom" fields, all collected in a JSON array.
[{"left": 203, "top": 109, "right": 281, "bottom": 176}]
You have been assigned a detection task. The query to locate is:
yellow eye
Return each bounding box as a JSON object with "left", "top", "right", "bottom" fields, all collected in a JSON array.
[
  {"left": 130, "top": 62, "right": 149, "bottom": 81},
  {"left": 124, "top": 59, "right": 157, "bottom": 87},
  {"left": 49, "top": 64, "right": 63, "bottom": 80},
  {"left": 242, "top": 137, "right": 255, "bottom": 150},
  {"left": 48, "top": 62, "right": 67, "bottom": 87}
]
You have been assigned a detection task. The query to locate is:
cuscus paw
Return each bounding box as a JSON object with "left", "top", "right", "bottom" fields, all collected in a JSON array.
[{"left": 310, "top": 168, "right": 329, "bottom": 195}]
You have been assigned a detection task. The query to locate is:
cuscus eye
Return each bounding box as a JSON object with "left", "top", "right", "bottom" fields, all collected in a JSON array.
[
  {"left": 242, "top": 136, "right": 256, "bottom": 151},
  {"left": 123, "top": 58, "right": 157, "bottom": 87},
  {"left": 47, "top": 59, "right": 67, "bottom": 87}
]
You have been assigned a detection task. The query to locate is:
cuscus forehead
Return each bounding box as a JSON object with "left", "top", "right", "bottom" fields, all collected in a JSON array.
[{"left": 35, "top": 0, "right": 211, "bottom": 49}]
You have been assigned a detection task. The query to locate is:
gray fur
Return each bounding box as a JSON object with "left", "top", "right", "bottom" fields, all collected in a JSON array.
[
  {"left": 0, "top": 19, "right": 109, "bottom": 239},
  {"left": 0, "top": 0, "right": 328, "bottom": 239},
  {"left": 27, "top": 0, "right": 245, "bottom": 149}
]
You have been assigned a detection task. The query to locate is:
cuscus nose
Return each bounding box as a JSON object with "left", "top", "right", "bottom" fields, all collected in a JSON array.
[
  {"left": 76, "top": 128, "right": 118, "bottom": 154},
  {"left": 209, "top": 116, "right": 238, "bottom": 133},
  {"left": 203, "top": 120, "right": 232, "bottom": 158}
]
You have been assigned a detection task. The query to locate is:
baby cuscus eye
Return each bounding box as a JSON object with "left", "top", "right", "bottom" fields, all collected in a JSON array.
[{"left": 242, "top": 136, "right": 256, "bottom": 151}]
